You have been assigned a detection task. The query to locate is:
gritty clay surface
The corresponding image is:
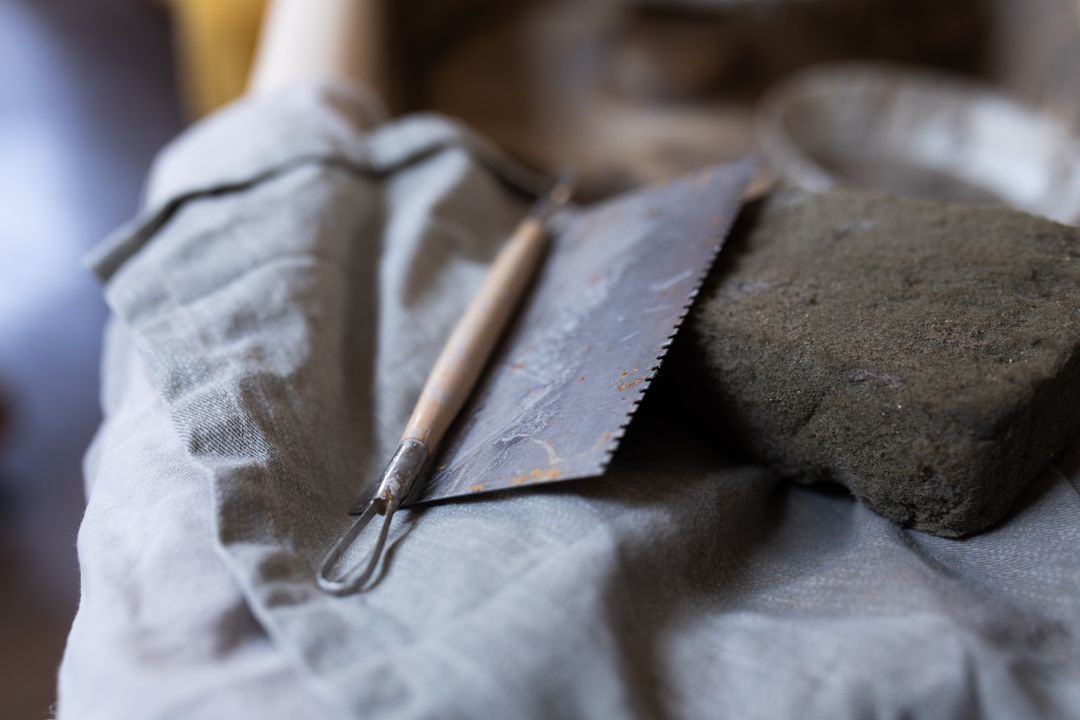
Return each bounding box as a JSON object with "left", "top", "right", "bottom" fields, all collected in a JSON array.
[{"left": 688, "top": 189, "right": 1080, "bottom": 536}]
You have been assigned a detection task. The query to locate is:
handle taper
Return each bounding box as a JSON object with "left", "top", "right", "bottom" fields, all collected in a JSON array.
[{"left": 403, "top": 217, "right": 548, "bottom": 449}]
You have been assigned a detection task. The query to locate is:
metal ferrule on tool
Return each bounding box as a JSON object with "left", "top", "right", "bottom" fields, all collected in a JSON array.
[
  {"left": 317, "top": 440, "right": 428, "bottom": 595},
  {"left": 364, "top": 439, "right": 429, "bottom": 516}
]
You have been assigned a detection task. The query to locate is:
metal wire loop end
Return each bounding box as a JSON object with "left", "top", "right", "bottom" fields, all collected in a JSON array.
[{"left": 316, "top": 440, "right": 428, "bottom": 595}]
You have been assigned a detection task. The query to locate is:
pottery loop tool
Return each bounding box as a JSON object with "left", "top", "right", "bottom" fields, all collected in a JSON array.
[
  {"left": 317, "top": 158, "right": 755, "bottom": 595},
  {"left": 317, "top": 177, "right": 573, "bottom": 594}
]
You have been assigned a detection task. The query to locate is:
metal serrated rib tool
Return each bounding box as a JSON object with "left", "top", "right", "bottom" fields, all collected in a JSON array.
[{"left": 317, "top": 158, "right": 754, "bottom": 594}]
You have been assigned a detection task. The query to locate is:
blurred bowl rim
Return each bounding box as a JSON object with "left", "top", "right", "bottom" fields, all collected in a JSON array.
[{"left": 756, "top": 62, "right": 1080, "bottom": 224}]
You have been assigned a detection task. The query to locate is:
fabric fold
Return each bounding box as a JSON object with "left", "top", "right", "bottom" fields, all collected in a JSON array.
[{"left": 62, "top": 82, "right": 1080, "bottom": 720}]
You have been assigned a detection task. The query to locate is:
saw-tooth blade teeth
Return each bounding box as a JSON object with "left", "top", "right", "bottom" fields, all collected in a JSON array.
[
  {"left": 577, "top": 161, "right": 752, "bottom": 482},
  {"left": 415, "top": 158, "right": 754, "bottom": 504}
]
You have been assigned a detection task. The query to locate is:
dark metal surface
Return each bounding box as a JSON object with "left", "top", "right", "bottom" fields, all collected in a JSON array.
[{"left": 410, "top": 158, "right": 754, "bottom": 504}]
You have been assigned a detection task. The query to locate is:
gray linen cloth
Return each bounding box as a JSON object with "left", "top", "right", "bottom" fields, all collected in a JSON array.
[{"left": 60, "top": 83, "right": 1080, "bottom": 719}]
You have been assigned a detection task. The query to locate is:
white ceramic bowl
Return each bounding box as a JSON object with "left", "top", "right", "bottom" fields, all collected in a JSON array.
[{"left": 757, "top": 64, "right": 1080, "bottom": 224}]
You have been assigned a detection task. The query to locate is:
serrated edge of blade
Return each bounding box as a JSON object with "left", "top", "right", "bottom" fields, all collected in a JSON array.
[{"left": 586, "top": 160, "right": 754, "bottom": 477}]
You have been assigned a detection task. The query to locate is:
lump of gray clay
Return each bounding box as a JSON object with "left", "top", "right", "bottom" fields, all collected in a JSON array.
[{"left": 687, "top": 189, "right": 1080, "bottom": 537}]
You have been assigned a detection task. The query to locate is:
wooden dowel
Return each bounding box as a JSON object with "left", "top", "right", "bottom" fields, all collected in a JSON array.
[{"left": 402, "top": 217, "right": 548, "bottom": 448}]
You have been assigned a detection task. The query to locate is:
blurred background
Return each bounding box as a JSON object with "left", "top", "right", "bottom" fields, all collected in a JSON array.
[
  {"left": 0, "top": 1, "right": 181, "bottom": 716},
  {"left": 2, "top": 0, "right": 1078, "bottom": 716}
]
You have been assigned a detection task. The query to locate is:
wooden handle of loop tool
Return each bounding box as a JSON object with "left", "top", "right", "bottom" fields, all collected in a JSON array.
[
  {"left": 403, "top": 216, "right": 548, "bottom": 449},
  {"left": 317, "top": 182, "right": 568, "bottom": 596}
]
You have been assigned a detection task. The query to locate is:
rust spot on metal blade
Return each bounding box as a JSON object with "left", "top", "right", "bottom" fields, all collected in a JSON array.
[{"left": 511, "top": 468, "right": 561, "bottom": 486}]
